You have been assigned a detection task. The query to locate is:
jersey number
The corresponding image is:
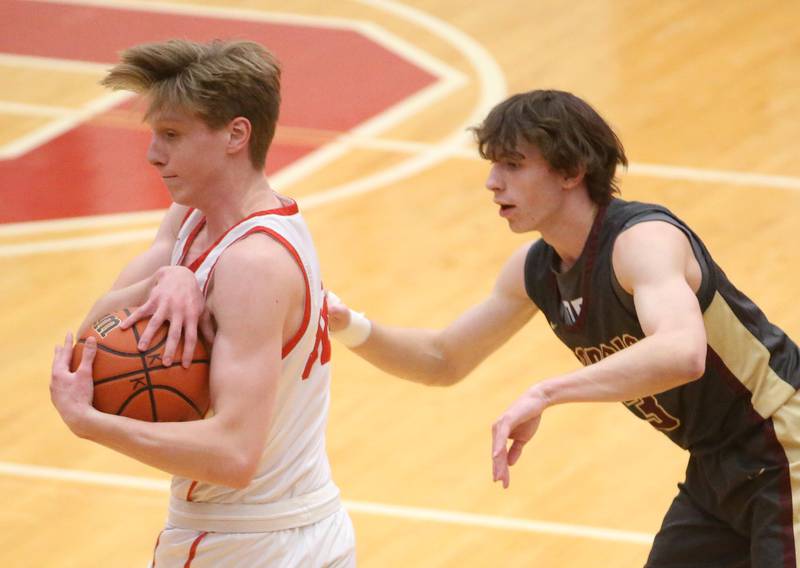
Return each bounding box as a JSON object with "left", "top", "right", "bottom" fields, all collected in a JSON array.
[{"left": 624, "top": 396, "right": 680, "bottom": 432}]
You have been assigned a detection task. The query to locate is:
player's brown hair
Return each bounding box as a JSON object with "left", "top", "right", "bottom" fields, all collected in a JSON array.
[
  {"left": 101, "top": 39, "right": 281, "bottom": 171},
  {"left": 472, "top": 90, "right": 627, "bottom": 205}
]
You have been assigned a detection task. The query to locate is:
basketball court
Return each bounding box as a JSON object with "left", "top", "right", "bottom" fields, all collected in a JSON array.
[{"left": 2, "top": 0, "right": 800, "bottom": 565}]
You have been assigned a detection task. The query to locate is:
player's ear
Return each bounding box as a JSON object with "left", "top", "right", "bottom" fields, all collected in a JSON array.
[
  {"left": 226, "top": 117, "right": 252, "bottom": 156},
  {"left": 562, "top": 164, "right": 586, "bottom": 190}
]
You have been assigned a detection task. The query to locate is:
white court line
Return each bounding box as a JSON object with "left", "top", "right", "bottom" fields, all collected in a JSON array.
[
  {"left": 0, "top": 101, "right": 76, "bottom": 118},
  {"left": 0, "top": 461, "right": 653, "bottom": 545},
  {"left": 0, "top": 53, "right": 109, "bottom": 73},
  {"left": 0, "top": 229, "right": 157, "bottom": 257},
  {"left": 271, "top": 75, "right": 466, "bottom": 190},
  {"left": 0, "top": 90, "right": 134, "bottom": 160},
  {"left": 268, "top": 0, "right": 507, "bottom": 208},
  {"left": 358, "top": 0, "right": 506, "bottom": 140},
  {"left": 0, "top": 56, "right": 117, "bottom": 159},
  {"left": 6, "top": 1, "right": 796, "bottom": 256},
  {"left": 31, "top": 0, "right": 379, "bottom": 32},
  {"left": 8, "top": 0, "right": 473, "bottom": 202},
  {"left": 0, "top": 0, "right": 506, "bottom": 256},
  {"left": 2, "top": 152, "right": 800, "bottom": 257},
  {"left": 628, "top": 163, "right": 800, "bottom": 190},
  {"left": 32, "top": 0, "right": 463, "bottom": 80},
  {"left": 0, "top": 209, "right": 166, "bottom": 237}
]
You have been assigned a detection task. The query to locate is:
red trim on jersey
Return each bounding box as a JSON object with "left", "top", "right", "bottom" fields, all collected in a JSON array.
[
  {"left": 151, "top": 530, "right": 163, "bottom": 568},
  {"left": 200, "top": 227, "right": 312, "bottom": 359},
  {"left": 186, "top": 203, "right": 300, "bottom": 272},
  {"left": 185, "top": 480, "right": 199, "bottom": 502},
  {"left": 183, "top": 532, "right": 208, "bottom": 568},
  {"left": 559, "top": 202, "right": 607, "bottom": 333},
  {"left": 178, "top": 216, "right": 207, "bottom": 268},
  {"left": 258, "top": 199, "right": 299, "bottom": 217},
  {"left": 181, "top": 207, "right": 195, "bottom": 226}
]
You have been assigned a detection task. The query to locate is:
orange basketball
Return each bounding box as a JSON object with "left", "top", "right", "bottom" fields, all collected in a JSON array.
[{"left": 71, "top": 308, "right": 211, "bottom": 422}]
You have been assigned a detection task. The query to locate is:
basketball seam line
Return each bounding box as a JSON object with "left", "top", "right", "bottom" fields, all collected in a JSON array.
[
  {"left": 93, "top": 360, "right": 210, "bottom": 386},
  {"left": 117, "top": 384, "right": 206, "bottom": 419},
  {"left": 79, "top": 335, "right": 170, "bottom": 357},
  {"left": 126, "top": 311, "right": 160, "bottom": 421}
]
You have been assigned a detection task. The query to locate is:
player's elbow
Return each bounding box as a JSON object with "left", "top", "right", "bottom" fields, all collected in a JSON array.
[
  {"left": 209, "top": 434, "right": 262, "bottom": 489},
  {"left": 426, "top": 339, "right": 468, "bottom": 386},
  {"left": 434, "top": 363, "right": 468, "bottom": 386},
  {"left": 680, "top": 341, "right": 707, "bottom": 382},
  {"left": 221, "top": 452, "right": 260, "bottom": 489}
]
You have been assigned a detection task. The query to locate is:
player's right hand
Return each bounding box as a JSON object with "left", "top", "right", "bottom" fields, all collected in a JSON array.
[
  {"left": 326, "top": 291, "right": 352, "bottom": 332},
  {"left": 50, "top": 332, "right": 97, "bottom": 434},
  {"left": 121, "top": 266, "right": 207, "bottom": 368},
  {"left": 491, "top": 387, "right": 550, "bottom": 488}
]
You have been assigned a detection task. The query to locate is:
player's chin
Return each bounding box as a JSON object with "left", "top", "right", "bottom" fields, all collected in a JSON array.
[
  {"left": 166, "top": 190, "right": 192, "bottom": 207},
  {"left": 506, "top": 219, "right": 529, "bottom": 233},
  {"left": 506, "top": 216, "right": 537, "bottom": 234}
]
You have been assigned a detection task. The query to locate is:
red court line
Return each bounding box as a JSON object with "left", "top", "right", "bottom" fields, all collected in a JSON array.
[
  {"left": 0, "top": 126, "right": 316, "bottom": 223},
  {"left": 2, "top": 0, "right": 436, "bottom": 129},
  {"left": 1, "top": 0, "right": 437, "bottom": 223}
]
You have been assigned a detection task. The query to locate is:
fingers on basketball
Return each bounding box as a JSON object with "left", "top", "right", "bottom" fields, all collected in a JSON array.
[{"left": 75, "top": 309, "right": 211, "bottom": 422}]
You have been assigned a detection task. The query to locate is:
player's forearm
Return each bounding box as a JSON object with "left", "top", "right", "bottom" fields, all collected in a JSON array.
[
  {"left": 537, "top": 331, "right": 706, "bottom": 406},
  {"left": 73, "top": 409, "right": 259, "bottom": 488},
  {"left": 78, "top": 277, "right": 154, "bottom": 336},
  {"left": 352, "top": 323, "right": 462, "bottom": 386}
]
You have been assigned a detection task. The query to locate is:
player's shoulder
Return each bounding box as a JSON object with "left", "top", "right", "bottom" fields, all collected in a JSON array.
[
  {"left": 615, "top": 218, "right": 691, "bottom": 251},
  {"left": 495, "top": 240, "right": 537, "bottom": 298},
  {"left": 510, "top": 240, "right": 539, "bottom": 267},
  {"left": 207, "top": 233, "right": 305, "bottom": 323},
  {"left": 612, "top": 220, "right": 696, "bottom": 288},
  {"left": 213, "top": 233, "right": 303, "bottom": 296},
  {"left": 152, "top": 203, "right": 193, "bottom": 244}
]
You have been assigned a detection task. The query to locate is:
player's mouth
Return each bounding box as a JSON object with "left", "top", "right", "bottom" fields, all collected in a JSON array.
[{"left": 497, "top": 203, "right": 515, "bottom": 217}]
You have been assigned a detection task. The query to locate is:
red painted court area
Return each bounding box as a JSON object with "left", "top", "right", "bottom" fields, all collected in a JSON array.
[{"left": 0, "top": 0, "right": 437, "bottom": 224}]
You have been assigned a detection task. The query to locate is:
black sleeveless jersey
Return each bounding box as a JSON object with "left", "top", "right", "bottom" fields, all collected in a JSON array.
[{"left": 524, "top": 198, "right": 800, "bottom": 454}]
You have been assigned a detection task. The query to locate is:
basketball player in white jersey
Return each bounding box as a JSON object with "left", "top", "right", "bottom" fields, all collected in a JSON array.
[{"left": 49, "top": 39, "right": 355, "bottom": 567}]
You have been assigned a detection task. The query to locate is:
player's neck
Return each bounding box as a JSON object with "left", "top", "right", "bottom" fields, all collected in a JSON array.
[
  {"left": 199, "top": 171, "right": 281, "bottom": 239},
  {"left": 542, "top": 197, "right": 600, "bottom": 271}
]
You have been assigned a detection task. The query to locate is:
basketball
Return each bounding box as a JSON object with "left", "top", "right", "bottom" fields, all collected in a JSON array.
[{"left": 71, "top": 308, "right": 211, "bottom": 422}]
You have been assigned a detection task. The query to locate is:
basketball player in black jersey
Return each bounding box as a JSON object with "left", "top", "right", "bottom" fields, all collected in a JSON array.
[
  {"left": 324, "top": 91, "right": 800, "bottom": 566},
  {"left": 125, "top": 89, "right": 799, "bottom": 565}
]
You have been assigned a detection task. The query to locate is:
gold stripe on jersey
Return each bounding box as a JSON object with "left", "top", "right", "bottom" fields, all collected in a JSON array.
[
  {"left": 707, "top": 292, "right": 800, "bottom": 557},
  {"left": 771, "top": 391, "right": 800, "bottom": 561},
  {"left": 703, "top": 292, "right": 795, "bottom": 419}
]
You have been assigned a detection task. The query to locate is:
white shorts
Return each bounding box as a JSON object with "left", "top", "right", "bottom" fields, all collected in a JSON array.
[{"left": 149, "top": 508, "right": 355, "bottom": 568}]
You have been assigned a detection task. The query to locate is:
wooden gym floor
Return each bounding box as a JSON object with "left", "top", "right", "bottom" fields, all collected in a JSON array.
[{"left": 1, "top": 0, "right": 799, "bottom": 566}]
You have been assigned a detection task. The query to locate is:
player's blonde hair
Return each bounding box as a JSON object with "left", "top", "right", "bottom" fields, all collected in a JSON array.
[{"left": 102, "top": 39, "right": 281, "bottom": 170}]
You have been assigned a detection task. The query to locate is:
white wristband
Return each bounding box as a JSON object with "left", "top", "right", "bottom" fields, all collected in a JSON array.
[{"left": 332, "top": 309, "right": 372, "bottom": 348}]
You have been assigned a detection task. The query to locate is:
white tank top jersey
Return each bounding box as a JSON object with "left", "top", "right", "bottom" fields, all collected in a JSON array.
[{"left": 165, "top": 199, "right": 340, "bottom": 533}]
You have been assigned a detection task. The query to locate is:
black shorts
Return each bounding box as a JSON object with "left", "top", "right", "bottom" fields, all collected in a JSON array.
[{"left": 645, "top": 421, "right": 797, "bottom": 568}]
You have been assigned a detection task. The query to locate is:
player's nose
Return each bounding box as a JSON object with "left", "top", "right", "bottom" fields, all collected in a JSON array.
[
  {"left": 485, "top": 163, "right": 503, "bottom": 192},
  {"left": 146, "top": 135, "right": 166, "bottom": 167}
]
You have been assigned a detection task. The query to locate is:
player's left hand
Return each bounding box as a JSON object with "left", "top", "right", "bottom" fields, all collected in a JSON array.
[
  {"left": 325, "top": 291, "right": 352, "bottom": 332},
  {"left": 491, "top": 387, "right": 550, "bottom": 488},
  {"left": 121, "top": 265, "right": 206, "bottom": 368},
  {"left": 50, "top": 332, "right": 96, "bottom": 433}
]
